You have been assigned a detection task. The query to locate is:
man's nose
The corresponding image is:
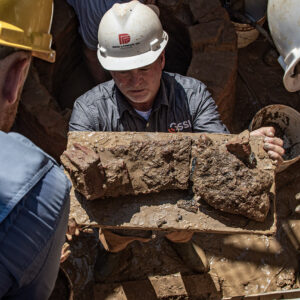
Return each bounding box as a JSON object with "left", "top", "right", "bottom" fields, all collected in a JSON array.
[{"left": 129, "top": 70, "right": 143, "bottom": 86}]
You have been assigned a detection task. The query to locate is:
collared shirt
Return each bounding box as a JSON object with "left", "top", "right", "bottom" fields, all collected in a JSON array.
[{"left": 69, "top": 72, "right": 229, "bottom": 134}]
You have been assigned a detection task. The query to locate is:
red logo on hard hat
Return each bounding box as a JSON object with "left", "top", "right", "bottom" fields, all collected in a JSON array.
[{"left": 119, "top": 34, "right": 131, "bottom": 45}]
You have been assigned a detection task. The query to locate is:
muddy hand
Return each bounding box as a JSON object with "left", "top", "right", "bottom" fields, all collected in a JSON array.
[
  {"left": 250, "top": 126, "right": 285, "bottom": 164},
  {"left": 66, "top": 217, "right": 80, "bottom": 241},
  {"left": 60, "top": 242, "right": 71, "bottom": 263}
]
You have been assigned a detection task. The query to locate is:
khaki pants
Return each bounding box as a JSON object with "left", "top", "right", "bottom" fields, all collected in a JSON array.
[{"left": 99, "top": 229, "right": 194, "bottom": 253}]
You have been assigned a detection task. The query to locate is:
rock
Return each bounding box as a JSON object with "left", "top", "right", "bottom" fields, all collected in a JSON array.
[
  {"left": 226, "top": 130, "right": 256, "bottom": 167},
  {"left": 177, "top": 199, "right": 199, "bottom": 213},
  {"left": 61, "top": 144, "right": 106, "bottom": 200},
  {"left": 192, "top": 134, "right": 273, "bottom": 222},
  {"left": 62, "top": 132, "right": 192, "bottom": 199}
]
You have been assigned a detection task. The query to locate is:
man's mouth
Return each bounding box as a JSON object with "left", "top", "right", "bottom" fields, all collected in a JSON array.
[{"left": 129, "top": 89, "right": 145, "bottom": 94}]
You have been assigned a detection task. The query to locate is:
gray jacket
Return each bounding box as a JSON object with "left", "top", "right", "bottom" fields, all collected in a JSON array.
[{"left": 69, "top": 72, "right": 229, "bottom": 134}]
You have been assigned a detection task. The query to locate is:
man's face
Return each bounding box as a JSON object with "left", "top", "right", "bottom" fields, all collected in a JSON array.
[{"left": 110, "top": 53, "right": 165, "bottom": 109}]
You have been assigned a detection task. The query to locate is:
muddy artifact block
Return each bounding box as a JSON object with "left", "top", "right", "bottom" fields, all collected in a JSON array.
[
  {"left": 62, "top": 132, "right": 191, "bottom": 199},
  {"left": 63, "top": 132, "right": 276, "bottom": 229},
  {"left": 61, "top": 143, "right": 106, "bottom": 200}
]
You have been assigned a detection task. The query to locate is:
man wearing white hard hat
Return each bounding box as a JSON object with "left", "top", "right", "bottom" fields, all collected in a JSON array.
[
  {"left": 66, "top": 0, "right": 156, "bottom": 83},
  {"left": 69, "top": 1, "right": 285, "bottom": 279}
]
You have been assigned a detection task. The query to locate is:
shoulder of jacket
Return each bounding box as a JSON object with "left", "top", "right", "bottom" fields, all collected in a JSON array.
[
  {"left": 163, "top": 72, "right": 206, "bottom": 91},
  {"left": 74, "top": 80, "right": 116, "bottom": 108}
]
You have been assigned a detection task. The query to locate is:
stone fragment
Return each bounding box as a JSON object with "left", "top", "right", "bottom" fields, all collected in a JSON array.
[
  {"left": 101, "top": 158, "right": 132, "bottom": 198},
  {"left": 192, "top": 134, "right": 273, "bottom": 222},
  {"left": 62, "top": 144, "right": 132, "bottom": 200},
  {"left": 61, "top": 144, "right": 105, "bottom": 200},
  {"left": 226, "top": 130, "right": 256, "bottom": 167},
  {"left": 177, "top": 199, "right": 199, "bottom": 213},
  {"left": 62, "top": 133, "right": 192, "bottom": 199}
]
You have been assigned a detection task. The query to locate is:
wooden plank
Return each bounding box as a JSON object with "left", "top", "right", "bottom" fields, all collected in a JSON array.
[
  {"left": 93, "top": 273, "right": 221, "bottom": 299},
  {"left": 69, "top": 187, "right": 276, "bottom": 234},
  {"left": 67, "top": 132, "right": 276, "bottom": 235}
]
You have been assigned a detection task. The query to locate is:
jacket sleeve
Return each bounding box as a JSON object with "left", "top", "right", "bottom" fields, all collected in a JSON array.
[
  {"left": 69, "top": 99, "right": 97, "bottom": 131},
  {"left": 190, "top": 82, "right": 230, "bottom": 134}
]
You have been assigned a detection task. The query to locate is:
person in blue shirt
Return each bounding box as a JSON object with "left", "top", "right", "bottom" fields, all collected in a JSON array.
[{"left": 0, "top": 1, "right": 71, "bottom": 299}]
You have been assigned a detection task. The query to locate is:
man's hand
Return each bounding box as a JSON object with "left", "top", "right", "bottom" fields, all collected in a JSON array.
[
  {"left": 60, "top": 242, "right": 71, "bottom": 263},
  {"left": 250, "top": 127, "right": 285, "bottom": 163},
  {"left": 66, "top": 218, "right": 80, "bottom": 241}
]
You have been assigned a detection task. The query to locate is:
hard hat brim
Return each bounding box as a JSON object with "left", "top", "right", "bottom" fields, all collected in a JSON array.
[
  {"left": 282, "top": 49, "right": 300, "bottom": 92},
  {"left": 97, "top": 34, "right": 168, "bottom": 71}
]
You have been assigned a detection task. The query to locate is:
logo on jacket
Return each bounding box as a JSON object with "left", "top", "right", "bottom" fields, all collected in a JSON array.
[
  {"left": 119, "top": 34, "right": 131, "bottom": 45},
  {"left": 168, "top": 120, "right": 192, "bottom": 132}
]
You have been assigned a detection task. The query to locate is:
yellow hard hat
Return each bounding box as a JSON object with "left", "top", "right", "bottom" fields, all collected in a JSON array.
[{"left": 0, "top": 0, "right": 56, "bottom": 63}]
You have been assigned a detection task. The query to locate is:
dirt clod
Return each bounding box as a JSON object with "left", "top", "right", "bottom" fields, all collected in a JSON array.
[
  {"left": 192, "top": 134, "right": 272, "bottom": 222},
  {"left": 226, "top": 130, "right": 257, "bottom": 168},
  {"left": 177, "top": 199, "right": 199, "bottom": 213}
]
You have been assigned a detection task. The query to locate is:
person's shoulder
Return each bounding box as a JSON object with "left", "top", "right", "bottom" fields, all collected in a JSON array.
[
  {"left": 0, "top": 131, "right": 70, "bottom": 223},
  {"left": 74, "top": 79, "right": 116, "bottom": 108},
  {"left": 0, "top": 131, "right": 56, "bottom": 165},
  {"left": 162, "top": 72, "right": 207, "bottom": 91}
]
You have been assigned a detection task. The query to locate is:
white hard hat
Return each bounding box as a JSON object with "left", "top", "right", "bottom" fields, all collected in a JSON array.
[
  {"left": 268, "top": 0, "right": 300, "bottom": 92},
  {"left": 97, "top": 1, "right": 168, "bottom": 71}
]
